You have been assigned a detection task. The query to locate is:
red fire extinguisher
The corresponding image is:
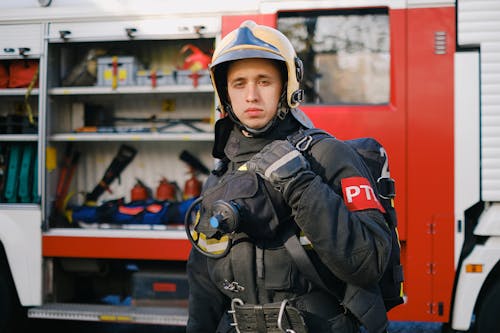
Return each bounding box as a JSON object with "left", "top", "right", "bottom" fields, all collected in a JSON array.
[
  {"left": 183, "top": 167, "right": 201, "bottom": 199},
  {"left": 156, "top": 177, "right": 176, "bottom": 201},
  {"left": 131, "top": 179, "right": 150, "bottom": 201}
]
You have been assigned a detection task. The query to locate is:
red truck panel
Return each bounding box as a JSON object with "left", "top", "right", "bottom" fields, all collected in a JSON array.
[{"left": 225, "top": 7, "right": 456, "bottom": 323}]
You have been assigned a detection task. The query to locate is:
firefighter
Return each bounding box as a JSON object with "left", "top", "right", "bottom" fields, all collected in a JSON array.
[{"left": 186, "top": 20, "right": 392, "bottom": 333}]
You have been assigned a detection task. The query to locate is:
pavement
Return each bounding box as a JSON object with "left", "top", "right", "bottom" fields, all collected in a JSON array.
[{"left": 28, "top": 319, "right": 444, "bottom": 332}]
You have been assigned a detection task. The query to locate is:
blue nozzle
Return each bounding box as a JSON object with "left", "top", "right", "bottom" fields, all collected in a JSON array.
[{"left": 210, "top": 215, "right": 221, "bottom": 228}]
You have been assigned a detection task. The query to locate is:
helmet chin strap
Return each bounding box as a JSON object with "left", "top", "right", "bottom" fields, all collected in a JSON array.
[{"left": 224, "top": 90, "right": 289, "bottom": 137}]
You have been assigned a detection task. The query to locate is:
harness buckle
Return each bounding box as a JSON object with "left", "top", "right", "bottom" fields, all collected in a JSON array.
[
  {"left": 278, "top": 299, "right": 296, "bottom": 333},
  {"left": 377, "top": 177, "right": 396, "bottom": 200},
  {"left": 295, "top": 135, "right": 313, "bottom": 152}
]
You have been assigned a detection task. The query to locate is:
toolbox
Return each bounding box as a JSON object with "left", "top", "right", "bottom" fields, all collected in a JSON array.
[
  {"left": 175, "top": 69, "right": 211, "bottom": 87},
  {"left": 97, "top": 56, "right": 138, "bottom": 87},
  {"left": 136, "top": 69, "right": 175, "bottom": 87},
  {"left": 131, "top": 271, "right": 189, "bottom": 306}
]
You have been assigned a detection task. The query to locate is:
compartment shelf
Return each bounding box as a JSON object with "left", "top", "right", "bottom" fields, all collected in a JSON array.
[
  {"left": 0, "top": 88, "right": 39, "bottom": 96},
  {"left": 0, "top": 204, "right": 40, "bottom": 210},
  {"left": 0, "top": 134, "right": 38, "bottom": 141},
  {"left": 49, "top": 132, "right": 213, "bottom": 141},
  {"left": 48, "top": 85, "right": 213, "bottom": 95}
]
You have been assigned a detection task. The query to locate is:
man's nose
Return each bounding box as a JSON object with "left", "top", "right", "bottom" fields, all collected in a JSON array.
[{"left": 245, "top": 83, "right": 258, "bottom": 102}]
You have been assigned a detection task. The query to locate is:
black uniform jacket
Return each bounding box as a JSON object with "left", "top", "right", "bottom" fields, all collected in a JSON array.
[{"left": 186, "top": 112, "right": 392, "bottom": 333}]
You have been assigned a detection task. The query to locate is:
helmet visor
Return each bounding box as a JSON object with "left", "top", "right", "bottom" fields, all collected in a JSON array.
[{"left": 210, "top": 48, "right": 285, "bottom": 69}]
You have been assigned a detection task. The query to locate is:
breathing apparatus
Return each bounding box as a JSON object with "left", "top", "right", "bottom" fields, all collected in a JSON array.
[{"left": 184, "top": 197, "right": 240, "bottom": 258}]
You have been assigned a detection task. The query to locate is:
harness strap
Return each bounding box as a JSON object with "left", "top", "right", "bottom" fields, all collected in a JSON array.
[
  {"left": 281, "top": 227, "right": 342, "bottom": 301},
  {"left": 287, "top": 128, "right": 331, "bottom": 152},
  {"left": 254, "top": 305, "right": 268, "bottom": 332},
  {"left": 281, "top": 226, "right": 392, "bottom": 333}
]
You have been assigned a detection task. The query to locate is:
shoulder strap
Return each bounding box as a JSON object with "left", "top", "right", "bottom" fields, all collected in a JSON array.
[
  {"left": 280, "top": 227, "right": 342, "bottom": 300},
  {"left": 281, "top": 228, "right": 388, "bottom": 333},
  {"left": 287, "top": 128, "right": 332, "bottom": 152},
  {"left": 285, "top": 128, "right": 390, "bottom": 332},
  {"left": 285, "top": 128, "right": 338, "bottom": 298}
]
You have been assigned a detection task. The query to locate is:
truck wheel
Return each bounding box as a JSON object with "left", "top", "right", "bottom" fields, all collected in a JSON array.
[
  {"left": 474, "top": 280, "right": 500, "bottom": 333},
  {"left": 0, "top": 260, "right": 25, "bottom": 333}
]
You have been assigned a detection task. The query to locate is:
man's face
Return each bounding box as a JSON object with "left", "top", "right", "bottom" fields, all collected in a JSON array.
[{"left": 227, "top": 58, "right": 283, "bottom": 131}]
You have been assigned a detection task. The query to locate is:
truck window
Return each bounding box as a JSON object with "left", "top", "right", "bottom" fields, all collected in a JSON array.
[{"left": 278, "top": 8, "right": 390, "bottom": 105}]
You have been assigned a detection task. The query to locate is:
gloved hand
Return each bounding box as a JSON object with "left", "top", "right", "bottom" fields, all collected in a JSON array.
[{"left": 246, "top": 140, "right": 316, "bottom": 204}]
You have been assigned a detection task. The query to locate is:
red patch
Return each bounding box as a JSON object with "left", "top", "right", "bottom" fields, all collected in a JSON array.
[
  {"left": 146, "top": 203, "right": 163, "bottom": 213},
  {"left": 341, "top": 176, "right": 385, "bottom": 213},
  {"left": 118, "top": 206, "right": 144, "bottom": 215}
]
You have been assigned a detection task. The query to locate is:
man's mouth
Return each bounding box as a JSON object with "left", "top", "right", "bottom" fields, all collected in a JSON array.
[{"left": 245, "top": 108, "right": 262, "bottom": 116}]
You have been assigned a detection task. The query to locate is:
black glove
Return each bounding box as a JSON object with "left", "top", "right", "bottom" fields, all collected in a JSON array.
[{"left": 246, "top": 140, "right": 316, "bottom": 203}]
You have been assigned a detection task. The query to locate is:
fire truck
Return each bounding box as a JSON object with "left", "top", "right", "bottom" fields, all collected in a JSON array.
[{"left": 0, "top": 0, "right": 499, "bottom": 332}]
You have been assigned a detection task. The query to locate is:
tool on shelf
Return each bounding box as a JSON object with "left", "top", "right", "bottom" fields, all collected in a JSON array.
[
  {"left": 54, "top": 143, "right": 81, "bottom": 212},
  {"left": 179, "top": 150, "right": 210, "bottom": 199},
  {"left": 3, "top": 144, "right": 21, "bottom": 203},
  {"left": 0, "top": 145, "right": 6, "bottom": 199},
  {"left": 85, "top": 144, "right": 138, "bottom": 204},
  {"left": 18, "top": 143, "right": 37, "bottom": 203},
  {"left": 75, "top": 115, "right": 211, "bottom": 134}
]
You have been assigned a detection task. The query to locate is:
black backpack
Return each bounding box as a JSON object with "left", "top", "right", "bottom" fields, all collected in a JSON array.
[{"left": 287, "top": 128, "right": 404, "bottom": 312}]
